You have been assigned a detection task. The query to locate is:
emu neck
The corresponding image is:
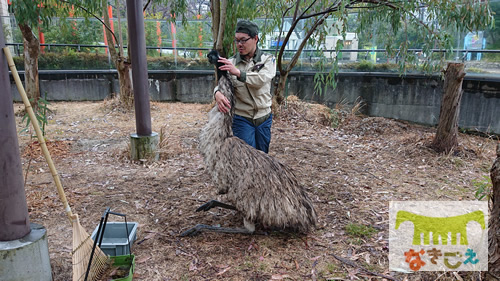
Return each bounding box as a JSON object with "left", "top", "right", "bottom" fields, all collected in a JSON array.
[
  {"left": 216, "top": 75, "right": 234, "bottom": 140},
  {"left": 199, "top": 75, "right": 235, "bottom": 155},
  {"left": 218, "top": 75, "right": 235, "bottom": 118},
  {"left": 209, "top": 109, "right": 233, "bottom": 142}
]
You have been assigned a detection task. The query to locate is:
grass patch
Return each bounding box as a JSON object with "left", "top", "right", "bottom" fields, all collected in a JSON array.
[
  {"left": 473, "top": 175, "right": 493, "bottom": 201},
  {"left": 466, "top": 67, "right": 488, "bottom": 73},
  {"left": 345, "top": 223, "right": 377, "bottom": 238}
]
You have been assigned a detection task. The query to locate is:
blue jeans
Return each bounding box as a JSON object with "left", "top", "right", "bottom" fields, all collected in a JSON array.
[{"left": 232, "top": 114, "right": 273, "bottom": 153}]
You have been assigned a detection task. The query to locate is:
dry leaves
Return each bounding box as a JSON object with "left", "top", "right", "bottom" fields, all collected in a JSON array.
[{"left": 14, "top": 101, "right": 496, "bottom": 281}]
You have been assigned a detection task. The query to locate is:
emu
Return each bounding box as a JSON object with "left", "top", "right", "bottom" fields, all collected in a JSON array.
[{"left": 180, "top": 50, "right": 316, "bottom": 236}]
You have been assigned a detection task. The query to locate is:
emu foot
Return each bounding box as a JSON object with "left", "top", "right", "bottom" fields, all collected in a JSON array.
[
  {"left": 196, "top": 200, "right": 237, "bottom": 212},
  {"left": 180, "top": 224, "right": 254, "bottom": 237},
  {"left": 180, "top": 224, "right": 207, "bottom": 237}
]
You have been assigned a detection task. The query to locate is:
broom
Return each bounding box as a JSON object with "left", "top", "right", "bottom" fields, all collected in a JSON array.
[{"left": 3, "top": 47, "right": 110, "bottom": 281}]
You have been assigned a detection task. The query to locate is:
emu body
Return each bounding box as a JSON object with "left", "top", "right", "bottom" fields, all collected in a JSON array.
[{"left": 181, "top": 50, "right": 316, "bottom": 236}]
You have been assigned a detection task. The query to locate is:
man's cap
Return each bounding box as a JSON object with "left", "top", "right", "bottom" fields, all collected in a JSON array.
[{"left": 235, "top": 20, "right": 259, "bottom": 37}]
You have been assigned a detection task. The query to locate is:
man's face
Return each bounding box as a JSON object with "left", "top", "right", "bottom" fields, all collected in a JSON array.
[{"left": 235, "top": 32, "right": 257, "bottom": 57}]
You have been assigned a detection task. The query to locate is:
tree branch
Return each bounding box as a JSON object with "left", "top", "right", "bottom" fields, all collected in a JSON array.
[
  {"left": 275, "top": 4, "right": 294, "bottom": 68},
  {"left": 357, "top": 0, "right": 437, "bottom": 36},
  {"left": 59, "top": 0, "right": 119, "bottom": 45},
  {"left": 278, "top": 0, "right": 357, "bottom": 72},
  {"left": 277, "top": 1, "right": 319, "bottom": 73},
  {"left": 300, "top": 0, "right": 345, "bottom": 20},
  {"left": 286, "top": 13, "right": 328, "bottom": 73},
  {"left": 143, "top": 0, "right": 152, "bottom": 12},
  {"left": 298, "top": 0, "right": 319, "bottom": 21},
  {"left": 292, "top": 0, "right": 301, "bottom": 22}
]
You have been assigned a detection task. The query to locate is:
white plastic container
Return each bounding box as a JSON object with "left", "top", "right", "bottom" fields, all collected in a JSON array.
[{"left": 91, "top": 222, "right": 138, "bottom": 256}]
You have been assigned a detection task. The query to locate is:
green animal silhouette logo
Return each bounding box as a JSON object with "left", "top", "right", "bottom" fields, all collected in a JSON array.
[{"left": 395, "top": 210, "right": 485, "bottom": 245}]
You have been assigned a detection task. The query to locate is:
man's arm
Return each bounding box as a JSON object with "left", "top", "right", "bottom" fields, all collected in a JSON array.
[{"left": 241, "top": 55, "right": 276, "bottom": 89}]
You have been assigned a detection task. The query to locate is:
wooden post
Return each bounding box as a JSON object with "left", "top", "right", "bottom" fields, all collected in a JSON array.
[
  {"left": 0, "top": 20, "right": 30, "bottom": 241},
  {"left": 126, "top": 0, "right": 158, "bottom": 160}
]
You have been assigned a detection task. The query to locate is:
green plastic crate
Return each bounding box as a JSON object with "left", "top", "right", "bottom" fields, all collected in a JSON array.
[{"left": 109, "top": 255, "right": 135, "bottom": 281}]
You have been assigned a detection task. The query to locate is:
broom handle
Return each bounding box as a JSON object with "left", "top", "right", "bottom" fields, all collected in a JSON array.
[{"left": 3, "top": 47, "right": 74, "bottom": 223}]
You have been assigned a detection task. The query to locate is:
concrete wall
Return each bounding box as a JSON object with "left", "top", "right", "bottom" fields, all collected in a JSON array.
[
  {"left": 288, "top": 72, "right": 500, "bottom": 134},
  {"left": 10, "top": 70, "right": 500, "bottom": 134}
]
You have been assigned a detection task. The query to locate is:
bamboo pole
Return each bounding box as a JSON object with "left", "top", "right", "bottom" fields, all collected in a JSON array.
[
  {"left": 3, "top": 46, "right": 109, "bottom": 281},
  {"left": 3, "top": 46, "right": 74, "bottom": 223}
]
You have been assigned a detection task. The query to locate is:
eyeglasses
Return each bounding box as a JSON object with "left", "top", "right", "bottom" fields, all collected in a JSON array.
[{"left": 234, "top": 37, "right": 252, "bottom": 44}]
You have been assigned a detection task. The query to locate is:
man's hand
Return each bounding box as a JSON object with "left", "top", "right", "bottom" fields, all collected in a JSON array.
[
  {"left": 218, "top": 57, "right": 241, "bottom": 78},
  {"left": 215, "top": 91, "right": 231, "bottom": 113}
]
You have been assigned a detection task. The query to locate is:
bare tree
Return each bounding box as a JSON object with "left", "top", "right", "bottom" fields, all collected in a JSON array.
[
  {"left": 210, "top": 0, "right": 227, "bottom": 55},
  {"left": 273, "top": 2, "right": 340, "bottom": 105},
  {"left": 102, "top": 0, "right": 134, "bottom": 108},
  {"left": 259, "top": 0, "right": 490, "bottom": 154},
  {"left": 431, "top": 63, "right": 466, "bottom": 153},
  {"left": 17, "top": 24, "right": 40, "bottom": 110}
]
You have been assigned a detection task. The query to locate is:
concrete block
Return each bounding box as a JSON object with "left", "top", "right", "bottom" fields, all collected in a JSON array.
[
  {"left": 130, "top": 132, "right": 159, "bottom": 161},
  {"left": 0, "top": 223, "right": 52, "bottom": 281}
]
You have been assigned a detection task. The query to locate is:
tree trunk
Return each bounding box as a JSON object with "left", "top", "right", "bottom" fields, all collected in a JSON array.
[
  {"left": 18, "top": 23, "right": 40, "bottom": 110},
  {"left": 210, "top": 0, "right": 220, "bottom": 51},
  {"left": 489, "top": 143, "right": 500, "bottom": 277},
  {"left": 215, "top": 0, "right": 227, "bottom": 55},
  {"left": 210, "top": 0, "right": 228, "bottom": 57},
  {"left": 274, "top": 13, "right": 327, "bottom": 106},
  {"left": 117, "top": 58, "right": 133, "bottom": 108},
  {"left": 103, "top": 0, "right": 133, "bottom": 109},
  {"left": 273, "top": 71, "right": 289, "bottom": 106},
  {"left": 431, "top": 62, "right": 465, "bottom": 153}
]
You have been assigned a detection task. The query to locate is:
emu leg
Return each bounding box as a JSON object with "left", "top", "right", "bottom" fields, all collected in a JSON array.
[
  {"left": 180, "top": 220, "right": 258, "bottom": 237},
  {"left": 180, "top": 224, "right": 254, "bottom": 237},
  {"left": 196, "top": 200, "right": 237, "bottom": 212}
]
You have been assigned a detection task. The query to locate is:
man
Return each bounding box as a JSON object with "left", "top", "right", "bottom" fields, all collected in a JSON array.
[{"left": 213, "top": 20, "right": 276, "bottom": 153}]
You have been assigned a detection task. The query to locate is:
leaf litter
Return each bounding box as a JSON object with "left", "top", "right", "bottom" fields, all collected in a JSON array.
[{"left": 14, "top": 98, "right": 497, "bottom": 281}]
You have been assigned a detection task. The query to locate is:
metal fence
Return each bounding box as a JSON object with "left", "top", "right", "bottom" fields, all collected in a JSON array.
[
  {"left": 7, "top": 42, "right": 499, "bottom": 73},
  {"left": 7, "top": 42, "right": 499, "bottom": 60}
]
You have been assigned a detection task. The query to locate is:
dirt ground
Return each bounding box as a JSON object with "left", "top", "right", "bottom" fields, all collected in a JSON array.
[{"left": 13, "top": 97, "right": 498, "bottom": 281}]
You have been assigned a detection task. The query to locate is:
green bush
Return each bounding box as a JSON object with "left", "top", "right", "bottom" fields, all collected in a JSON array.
[
  {"left": 13, "top": 51, "right": 111, "bottom": 70},
  {"left": 147, "top": 55, "right": 213, "bottom": 70},
  {"left": 13, "top": 51, "right": 215, "bottom": 71},
  {"left": 11, "top": 51, "right": 451, "bottom": 73},
  {"left": 355, "top": 60, "right": 375, "bottom": 71},
  {"left": 482, "top": 53, "right": 500, "bottom": 62}
]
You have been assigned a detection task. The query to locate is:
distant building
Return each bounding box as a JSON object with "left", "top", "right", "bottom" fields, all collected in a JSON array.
[
  {"left": 260, "top": 17, "right": 359, "bottom": 61},
  {"left": 324, "top": 33, "right": 359, "bottom": 61},
  {"left": 0, "top": 0, "right": 8, "bottom": 16},
  {"left": 0, "top": 0, "right": 13, "bottom": 44}
]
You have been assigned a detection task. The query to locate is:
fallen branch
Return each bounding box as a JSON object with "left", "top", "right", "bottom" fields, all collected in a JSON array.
[{"left": 331, "top": 253, "right": 400, "bottom": 281}]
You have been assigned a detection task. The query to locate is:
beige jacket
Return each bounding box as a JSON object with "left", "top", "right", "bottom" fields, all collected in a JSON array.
[{"left": 214, "top": 48, "right": 276, "bottom": 120}]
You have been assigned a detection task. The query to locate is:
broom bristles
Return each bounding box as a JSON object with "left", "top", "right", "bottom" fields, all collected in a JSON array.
[
  {"left": 1, "top": 47, "right": 110, "bottom": 281},
  {"left": 72, "top": 215, "right": 110, "bottom": 281}
]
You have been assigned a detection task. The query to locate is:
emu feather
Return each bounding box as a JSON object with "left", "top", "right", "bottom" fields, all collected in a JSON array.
[{"left": 181, "top": 50, "right": 316, "bottom": 236}]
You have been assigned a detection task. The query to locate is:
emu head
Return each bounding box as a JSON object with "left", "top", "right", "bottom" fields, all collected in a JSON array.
[
  {"left": 207, "top": 50, "right": 220, "bottom": 65},
  {"left": 207, "top": 50, "right": 228, "bottom": 79}
]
